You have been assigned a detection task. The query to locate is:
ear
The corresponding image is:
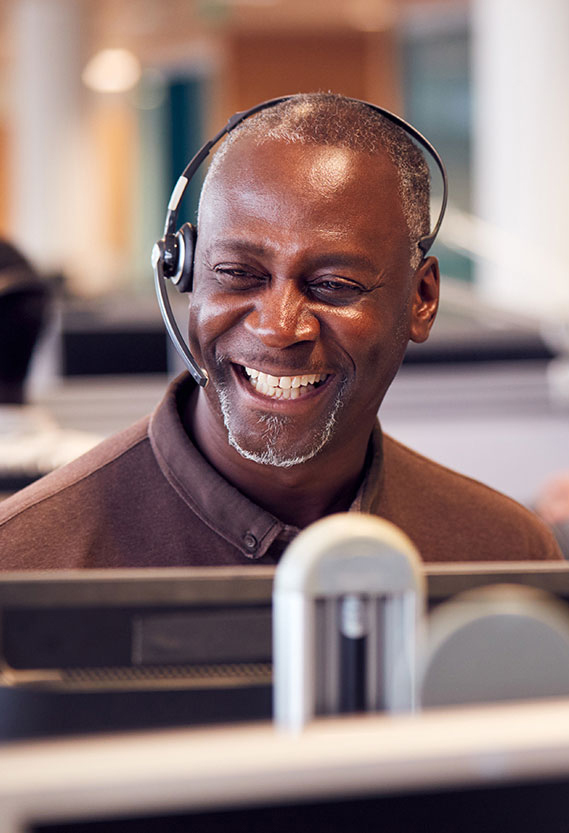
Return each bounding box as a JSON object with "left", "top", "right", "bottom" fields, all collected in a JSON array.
[{"left": 409, "top": 256, "right": 439, "bottom": 344}]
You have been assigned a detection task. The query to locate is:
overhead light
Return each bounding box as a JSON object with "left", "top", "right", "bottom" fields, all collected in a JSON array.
[{"left": 82, "top": 49, "right": 142, "bottom": 94}]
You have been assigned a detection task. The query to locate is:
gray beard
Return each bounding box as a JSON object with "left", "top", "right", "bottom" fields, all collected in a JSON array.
[{"left": 216, "top": 379, "right": 346, "bottom": 469}]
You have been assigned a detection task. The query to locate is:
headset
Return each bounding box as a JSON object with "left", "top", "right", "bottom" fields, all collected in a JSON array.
[{"left": 151, "top": 95, "right": 448, "bottom": 388}]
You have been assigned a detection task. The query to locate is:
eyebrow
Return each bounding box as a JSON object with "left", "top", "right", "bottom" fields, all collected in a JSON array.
[
  {"left": 203, "top": 239, "right": 270, "bottom": 260},
  {"left": 203, "top": 239, "right": 380, "bottom": 274}
]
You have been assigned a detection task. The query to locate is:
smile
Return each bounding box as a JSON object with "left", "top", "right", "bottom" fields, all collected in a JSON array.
[{"left": 243, "top": 366, "right": 329, "bottom": 400}]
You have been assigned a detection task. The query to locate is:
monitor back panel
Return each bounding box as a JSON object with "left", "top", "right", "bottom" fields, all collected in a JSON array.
[{"left": 0, "top": 562, "right": 568, "bottom": 739}]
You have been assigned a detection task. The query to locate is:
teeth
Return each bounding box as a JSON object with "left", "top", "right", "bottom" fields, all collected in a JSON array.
[{"left": 243, "top": 366, "right": 328, "bottom": 400}]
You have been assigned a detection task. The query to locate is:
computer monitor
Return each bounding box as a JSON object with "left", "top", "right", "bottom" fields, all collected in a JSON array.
[
  {"left": 0, "top": 562, "right": 568, "bottom": 740},
  {"left": 426, "top": 560, "right": 569, "bottom": 607},
  {"left": 0, "top": 566, "right": 275, "bottom": 740}
]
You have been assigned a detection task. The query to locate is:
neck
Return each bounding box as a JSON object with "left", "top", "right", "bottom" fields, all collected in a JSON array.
[{"left": 186, "top": 389, "right": 373, "bottom": 528}]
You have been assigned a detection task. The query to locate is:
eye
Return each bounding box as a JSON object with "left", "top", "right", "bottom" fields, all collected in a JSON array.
[
  {"left": 212, "top": 264, "right": 267, "bottom": 290},
  {"left": 308, "top": 277, "right": 365, "bottom": 305}
]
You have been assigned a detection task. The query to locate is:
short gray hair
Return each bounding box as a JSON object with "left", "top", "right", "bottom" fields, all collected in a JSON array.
[{"left": 200, "top": 93, "right": 431, "bottom": 270}]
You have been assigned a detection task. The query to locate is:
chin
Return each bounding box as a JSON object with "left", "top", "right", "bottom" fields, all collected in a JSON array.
[
  {"left": 228, "top": 436, "right": 318, "bottom": 469},
  {"left": 213, "top": 366, "right": 351, "bottom": 467},
  {"left": 222, "top": 401, "right": 343, "bottom": 469}
]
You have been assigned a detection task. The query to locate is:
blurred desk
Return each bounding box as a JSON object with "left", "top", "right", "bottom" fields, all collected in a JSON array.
[
  {"left": 35, "top": 375, "right": 168, "bottom": 439},
  {"left": 2, "top": 698, "right": 569, "bottom": 831}
]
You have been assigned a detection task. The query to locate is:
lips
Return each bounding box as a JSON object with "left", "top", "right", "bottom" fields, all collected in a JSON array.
[{"left": 243, "top": 365, "right": 329, "bottom": 400}]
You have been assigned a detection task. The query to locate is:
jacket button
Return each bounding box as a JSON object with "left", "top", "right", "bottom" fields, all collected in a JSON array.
[{"left": 243, "top": 532, "right": 258, "bottom": 551}]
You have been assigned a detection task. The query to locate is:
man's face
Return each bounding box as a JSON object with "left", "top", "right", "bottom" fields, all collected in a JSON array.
[{"left": 189, "top": 137, "right": 437, "bottom": 468}]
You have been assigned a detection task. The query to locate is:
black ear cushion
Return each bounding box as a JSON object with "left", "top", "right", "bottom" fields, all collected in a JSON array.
[{"left": 173, "top": 223, "right": 196, "bottom": 293}]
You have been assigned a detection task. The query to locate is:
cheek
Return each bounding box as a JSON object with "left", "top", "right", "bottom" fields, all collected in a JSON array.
[
  {"left": 352, "top": 297, "right": 410, "bottom": 350},
  {"left": 189, "top": 292, "right": 243, "bottom": 358},
  {"left": 346, "top": 300, "right": 412, "bottom": 381}
]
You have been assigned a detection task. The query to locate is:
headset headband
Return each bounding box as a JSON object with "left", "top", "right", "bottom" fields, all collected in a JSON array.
[{"left": 152, "top": 95, "right": 448, "bottom": 387}]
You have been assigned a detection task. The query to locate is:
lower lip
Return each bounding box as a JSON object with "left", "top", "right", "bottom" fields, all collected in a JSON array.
[{"left": 232, "top": 366, "right": 334, "bottom": 409}]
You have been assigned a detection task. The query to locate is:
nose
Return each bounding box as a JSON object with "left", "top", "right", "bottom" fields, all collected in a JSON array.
[{"left": 244, "top": 282, "right": 320, "bottom": 348}]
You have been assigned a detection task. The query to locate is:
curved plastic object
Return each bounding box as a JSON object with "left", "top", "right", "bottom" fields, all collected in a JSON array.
[
  {"left": 274, "top": 513, "right": 423, "bottom": 597},
  {"left": 273, "top": 513, "right": 425, "bottom": 731},
  {"left": 421, "top": 584, "right": 569, "bottom": 708}
]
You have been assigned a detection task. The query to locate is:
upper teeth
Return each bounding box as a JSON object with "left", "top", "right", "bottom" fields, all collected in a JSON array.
[
  {"left": 244, "top": 367, "right": 327, "bottom": 398},
  {"left": 245, "top": 367, "right": 326, "bottom": 388}
]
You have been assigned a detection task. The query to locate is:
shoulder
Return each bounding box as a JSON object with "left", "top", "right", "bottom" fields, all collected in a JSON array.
[
  {"left": 378, "top": 434, "right": 563, "bottom": 562},
  {"left": 1, "top": 417, "right": 150, "bottom": 518},
  {"left": 0, "top": 418, "right": 153, "bottom": 569}
]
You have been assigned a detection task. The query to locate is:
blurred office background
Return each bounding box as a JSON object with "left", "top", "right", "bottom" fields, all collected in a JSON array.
[{"left": 0, "top": 0, "right": 567, "bottom": 508}]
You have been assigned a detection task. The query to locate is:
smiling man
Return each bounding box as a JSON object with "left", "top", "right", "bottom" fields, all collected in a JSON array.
[
  {"left": 0, "top": 94, "right": 562, "bottom": 567},
  {"left": 187, "top": 121, "right": 436, "bottom": 532}
]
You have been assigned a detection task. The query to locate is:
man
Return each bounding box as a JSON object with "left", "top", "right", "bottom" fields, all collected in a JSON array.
[
  {"left": 0, "top": 94, "right": 561, "bottom": 567},
  {"left": 0, "top": 239, "right": 100, "bottom": 499}
]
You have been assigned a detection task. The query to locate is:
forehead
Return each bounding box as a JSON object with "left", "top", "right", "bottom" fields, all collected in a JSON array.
[{"left": 199, "top": 137, "right": 407, "bottom": 245}]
